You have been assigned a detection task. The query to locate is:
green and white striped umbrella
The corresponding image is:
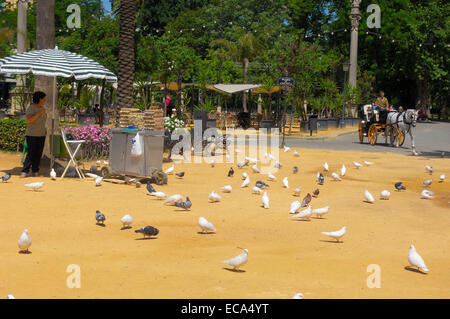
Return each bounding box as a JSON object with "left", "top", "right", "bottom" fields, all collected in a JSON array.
[{"left": 0, "top": 46, "right": 117, "bottom": 81}]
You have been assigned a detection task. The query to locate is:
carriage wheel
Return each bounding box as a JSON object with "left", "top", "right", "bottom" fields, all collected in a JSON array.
[
  {"left": 358, "top": 121, "right": 364, "bottom": 143},
  {"left": 368, "top": 125, "right": 377, "bottom": 145},
  {"left": 100, "top": 166, "right": 112, "bottom": 178},
  {"left": 397, "top": 130, "right": 405, "bottom": 146},
  {"left": 153, "top": 170, "right": 168, "bottom": 185}
]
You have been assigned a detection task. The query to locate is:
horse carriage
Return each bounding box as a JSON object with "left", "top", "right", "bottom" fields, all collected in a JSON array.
[{"left": 358, "top": 104, "right": 405, "bottom": 146}]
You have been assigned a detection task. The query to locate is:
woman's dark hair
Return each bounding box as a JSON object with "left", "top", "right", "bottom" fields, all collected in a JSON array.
[{"left": 32, "top": 91, "right": 46, "bottom": 104}]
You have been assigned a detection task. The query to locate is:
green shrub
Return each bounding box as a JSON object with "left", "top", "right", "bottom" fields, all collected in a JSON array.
[{"left": 0, "top": 119, "right": 27, "bottom": 152}]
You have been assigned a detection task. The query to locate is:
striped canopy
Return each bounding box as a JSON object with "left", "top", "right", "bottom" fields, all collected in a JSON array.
[{"left": 0, "top": 47, "right": 117, "bottom": 82}]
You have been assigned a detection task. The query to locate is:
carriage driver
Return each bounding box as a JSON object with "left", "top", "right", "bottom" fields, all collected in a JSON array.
[{"left": 373, "top": 91, "right": 389, "bottom": 122}]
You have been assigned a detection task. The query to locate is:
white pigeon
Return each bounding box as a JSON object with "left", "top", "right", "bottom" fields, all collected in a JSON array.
[
  {"left": 331, "top": 172, "right": 342, "bottom": 181},
  {"left": 221, "top": 185, "right": 232, "bottom": 193},
  {"left": 209, "top": 191, "right": 221, "bottom": 202},
  {"left": 364, "top": 190, "right": 375, "bottom": 203},
  {"left": 95, "top": 176, "right": 103, "bottom": 186},
  {"left": 408, "top": 245, "right": 429, "bottom": 272},
  {"left": 252, "top": 186, "right": 262, "bottom": 194},
  {"left": 380, "top": 190, "right": 391, "bottom": 200},
  {"left": 50, "top": 168, "right": 56, "bottom": 180},
  {"left": 210, "top": 159, "right": 215, "bottom": 167},
  {"left": 422, "top": 179, "right": 432, "bottom": 187},
  {"left": 340, "top": 164, "right": 346, "bottom": 177},
  {"left": 86, "top": 173, "right": 98, "bottom": 179},
  {"left": 251, "top": 164, "right": 260, "bottom": 173},
  {"left": 425, "top": 165, "right": 433, "bottom": 174},
  {"left": 265, "top": 152, "right": 275, "bottom": 161},
  {"left": 291, "top": 293, "right": 304, "bottom": 299},
  {"left": 293, "top": 188, "right": 301, "bottom": 197},
  {"left": 245, "top": 157, "right": 259, "bottom": 164},
  {"left": 439, "top": 174, "right": 445, "bottom": 182},
  {"left": 284, "top": 145, "right": 291, "bottom": 152},
  {"left": 353, "top": 161, "right": 363, "bottom": 168},
  {"left": 198, "top": 217, "right": 216, "bottom": 233},
  {"left": 224, "top": 248, "right": 248, "bottom": 270},
  {"left": 291, "top": 205, "right": 312, "bottom": 220},
  {"left": 282, "top": 176, "right": 289, "bottom": 188},
  {"left": 96, "top": 160, "right": 101, "bottom": 165},
  {"left": 312, "top": 206, "right": 329, "bottom": 218},
  {"left": 293, "top": 150, "right": 300, "bottom": 157},
  {"left": 262, "top": 192, "right": 270, "bottom": 209},
  {"left": 242, "top": 172, "right": 248, "bottom": 180},
  {"left": 24, "top": 182, "right": 44, "bottom": 191},
  {"left": 18, "top": 229, "right": 31, "bottom": 252},
  {"left": 323, "top": 162, "right": 329, "bottom": 171},
  {"left": 241, "top": 176, "right": 250, "bottom": 188},
  {"left": 7, "top": 294, "right": 15, "bottom": 299},
  {"left": 289, "top": 200, "right": 301, "bottom": 214},
  {"left": 103, "top": 160, "right": 109, "bottom": 165},
  {"left": 274, "top": 160, "right": 283, "bottom": 168},
  {"left": 267, "top": 172, "right": 276, "bottom": 181},
  {"left": 164, "top": 165, "right": 175, "bottom": 174},
  {"left": 321, "top": 226, "right": 346, "bottom": 242},
  {"left": 164, "top": 194, "right": 183, "bottom": 205},
  {"left": 120, "top": 214, "right": 133, "bottom": 228},
  {"left": 364, "top": 161, "right": 373, "bottom": 166},
  {"left": 149, "top": 191, "right": 166, "bottom": 199},
  {"left": 421, "top": 189, "right": 433, "bottom": 199}
]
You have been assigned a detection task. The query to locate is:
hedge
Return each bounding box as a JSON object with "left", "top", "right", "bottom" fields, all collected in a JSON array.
[{"left": 0, "top": 119, "right": 27, "bottom": 152}]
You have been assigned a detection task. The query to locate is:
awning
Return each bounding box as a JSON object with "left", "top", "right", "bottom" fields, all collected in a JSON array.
[
  {"left": 211, "top": 84, "right": 261, "bottom": 94},
  {"left": 251, "top": 86, "right": 281, "bottom": 94}
]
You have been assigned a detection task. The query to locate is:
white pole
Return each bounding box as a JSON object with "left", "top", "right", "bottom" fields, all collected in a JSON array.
[{"left": 51, "top": 75, "right": 56, "bottom": 168}]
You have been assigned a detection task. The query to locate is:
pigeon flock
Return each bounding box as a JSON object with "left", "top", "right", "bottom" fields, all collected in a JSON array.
[{"left": 3, "top": 145, "right": 446, "bottom": 299}]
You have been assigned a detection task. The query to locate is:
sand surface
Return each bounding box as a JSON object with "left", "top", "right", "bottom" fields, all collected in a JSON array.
[{"left": 0, "top": 147, "right": 449, "bottom": 299}]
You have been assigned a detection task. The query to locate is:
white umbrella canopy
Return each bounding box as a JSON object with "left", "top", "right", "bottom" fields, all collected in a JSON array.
[
  {"left": 0, "top": 46, "right": 117, "bottom": 168},
  {"left": 0, "top": 46, "right": 117, "bottom": 81}
]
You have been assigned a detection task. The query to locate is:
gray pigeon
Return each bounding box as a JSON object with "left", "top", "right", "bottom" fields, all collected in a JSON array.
[
  {"left": 146, "top": 182, "right": 156, "bottom": 194},
  {"left": 237, "top": 161, "right": 249, "bottom": 168},
  {"left": 312, "top": 188, "right": 319, "bottom": 197},
  {"left": 135, "top": 226, "right": 159, "bottom": 238},
  {"left": 301, "top": 193, "right": 312, "bottom": 207},
  {"left": 176, "top": 172, "right": 185, "bottom": 178},
  {"left": 293, "top": 166, "right": 298, "bottom": 174},
  {"left": 228, "top": 167, "right": 234, "bottom": 177},
  {"left": 395, "top": 182, "right": 406, "bottom": 191},
  {"left": 318, "top": 173, "right": 324, "bottom": 184},
  {"left": 95, "top": 210, "right": 105, "bottom": 224},
  {"left": 255, "top": 181, "right": 269, "bottom": 189},
  {"left": 1, "top": 173, "right": 11, "bottom": 182},
  {"left": 175, "top": 196, "right": 192, "bottom": 210}
]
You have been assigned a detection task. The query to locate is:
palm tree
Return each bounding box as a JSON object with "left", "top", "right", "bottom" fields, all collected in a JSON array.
[
  {"left": 115, "top": 0, "right": 136, "bottom": 126},
  {"left": 210, "top": 32, "right": 260, "bottom": 112},
  {"left": 35, "top": 0, "right": 55, "bottom": 159}
]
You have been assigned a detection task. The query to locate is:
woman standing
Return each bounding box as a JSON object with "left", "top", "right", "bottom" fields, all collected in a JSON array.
[{"left": 21, "top": 91, "right": 47, "bottom": 177}]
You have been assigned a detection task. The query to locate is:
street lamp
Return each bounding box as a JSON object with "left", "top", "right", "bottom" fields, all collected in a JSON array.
[{"left": 341, "top": 61, "right": 350, "bottom": 128}]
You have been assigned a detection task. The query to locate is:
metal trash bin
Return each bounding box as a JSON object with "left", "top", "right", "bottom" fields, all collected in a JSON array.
[{"left": 104, "top": 128, "right": 167, "bottom": 184}]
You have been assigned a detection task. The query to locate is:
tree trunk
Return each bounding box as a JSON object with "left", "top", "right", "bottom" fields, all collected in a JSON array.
[
  {"left": 242, "top": 58, "right": 249, "bottom": 112},
  {"left": 116, "top": 0, "right": 136, "bottom": 127},
  {"left": 35, "top": 0, "right": 55, "bottom": 161},
  {"left": 99, "top": 78, "right": 106, "bottom": 127}
]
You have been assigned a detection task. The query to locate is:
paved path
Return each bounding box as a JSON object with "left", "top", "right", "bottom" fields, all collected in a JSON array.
[{"left": 283, "top": 121, "right": 450, "bottom": 158}]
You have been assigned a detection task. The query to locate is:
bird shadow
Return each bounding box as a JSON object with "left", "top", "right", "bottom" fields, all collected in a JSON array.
[
  {"left": 134, "top": 237, "right": 158, "bottom": 240},
  {"left": 18, "top": 250, "right": 32, "bottom": 254},
  {"left": 404, "top": 266, "right": 428, "bottom": 275},
  {"left": 319, "top": 240, "right": 343, "bottom": 244},
  {"left": 120, "top": 226, "right": 132, "bottom": 230},
  {"left": 363, "top": 200, "right": 375, "bottom": 204},
  {"left": 291, "top": 219, "right": 312, "bottom": 222},
  {"left": 311, "top": 216, "right": 327, "bottom": 220},
  {"left": 197, "top": 231, "right": 216, "bottom": 235},
  {"left": 174, "top": 209, "right": 191, "bottom": 212},
  {"left": 223, "top": 267, "right": 246, "bottom": 273},
  {"left": 96, "top": 223, "right": 106, "bottom": 227}
]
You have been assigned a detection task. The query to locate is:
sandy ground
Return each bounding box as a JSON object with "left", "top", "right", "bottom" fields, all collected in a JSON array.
[{"left": 0, "top": 146, "right": 449, "bottom": 299}]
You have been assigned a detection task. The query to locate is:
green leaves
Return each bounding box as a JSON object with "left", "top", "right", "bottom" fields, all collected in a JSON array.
[{"left": 0, "top": 119, "right": 27, "bottom": 152}]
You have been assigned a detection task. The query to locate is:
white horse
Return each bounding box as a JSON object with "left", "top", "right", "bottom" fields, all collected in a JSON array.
[{"left": 386, "top": 109, "right": 419, "bottom": 155}]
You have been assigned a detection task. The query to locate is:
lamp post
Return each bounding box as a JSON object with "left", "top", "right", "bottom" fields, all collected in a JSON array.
[{"left": 341, "top": 61, "right": 350, "bottom": 128}]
